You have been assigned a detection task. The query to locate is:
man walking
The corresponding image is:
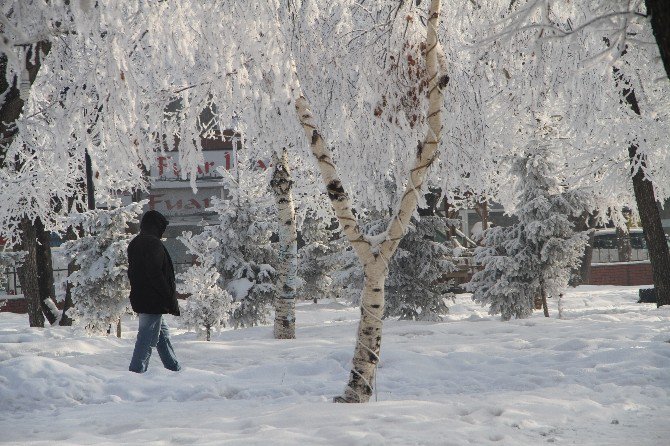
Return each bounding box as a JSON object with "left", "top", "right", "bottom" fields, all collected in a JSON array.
[{"left": 128, "top": 210, "right": 181, "bottom": 373}]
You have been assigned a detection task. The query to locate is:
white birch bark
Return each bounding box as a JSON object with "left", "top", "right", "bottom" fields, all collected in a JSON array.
[
  {"left": 270, "top": 148, "right": 298, "bottom": 339},
  {"left": 293, "top": 0, "right": 446, "bottom": 403}
]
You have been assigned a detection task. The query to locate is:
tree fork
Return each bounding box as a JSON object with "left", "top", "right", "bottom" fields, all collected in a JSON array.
[{"left": 294, "top": 0, "right": 445, "bottom": 403}]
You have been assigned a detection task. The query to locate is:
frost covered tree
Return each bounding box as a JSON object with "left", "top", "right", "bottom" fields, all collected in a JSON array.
[
  {"left": 468, "top": 144, "right": 590, "bottom": 320},
  {"left": 61, "top": 201, "right": 144, "bottom": 336},
  {"left": 177, "top": 256, "right": 234, "bottom": 341},
  {"left": 180, "top": 160, "right": 277, "bottom": 330},
  {"left": 290, "top": 0, "right": 448, "bottom": 402},
  {"left": 298, "top": 211, "right": 343, "bottom": 303},
  {"left": 1, "top": 1, "right": 149, "bottom": 327},
  {"left": 384, "top": 216, "right": 455, "bottom": 321},
  {"left": 469, "top": 0, "right": 670, "bottom": 307},
  {"left": 0, "top": 35, "right": 61, "bottom": 327},
  {"left": 327, "top": 214, "right": 456, "bottom": 321}
]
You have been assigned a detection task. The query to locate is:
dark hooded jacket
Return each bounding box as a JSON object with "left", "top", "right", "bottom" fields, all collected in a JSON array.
[{"left": 127, "top": 210, "right": 180, "bottom": 315}]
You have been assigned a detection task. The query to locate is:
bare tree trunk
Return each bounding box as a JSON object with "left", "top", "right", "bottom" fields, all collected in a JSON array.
[
  {"left": 271, "top": 148, "right": 298, "bottom": 339},
  {"left": 645, "top": 0, "right": 670, "bottom": 81},
  {"left": 629, "top": 144, "right": 670, "bottom": 307},
  {"left": 60, "top": 257, "right": 76, "bottom": 325},
  {"left": 35, "top": 217, "right": 59, "bottom": 324},
  {"left": 16, "top": 218, "right": 44, "bottom": 327},
  {"left": 541, "top": 287, "right": 549, "bottom": 318},
  {"left": 615, "top": 69, "right": 670, "bottom": 307},
  {"left": 569, "top": 211, "right": 595, "bottom": 286},
  {"left": 643, "top": 0, "right": 670, "bottom": 307},
  {"left": 116, "top": 319, "right": 122, "bottom": 338},
  {"left": 294, "top": 0, "right": 446, "bottom": 403}
]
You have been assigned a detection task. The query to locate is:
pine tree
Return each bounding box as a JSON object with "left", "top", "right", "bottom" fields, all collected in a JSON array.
[
  {"left": 179, "top": 162, "right": 277, "bottom": 329},
  {"left": 177, "top": 257, "right": 233, "bottom": 341},
  {"left": 326, "top": 215, "right": 456, "bottom": 320},
  {"left": 298, "top": 212, "right": 342, "bottom": 302},
  {"left": 384, "top": 216, "right": 456, "bottom": 321},
  {"left": 468, "top": 143, "right": 590, "bottom": 320},
  {"left": 61, "top": 202, "right": 144, "bottom": 335}
]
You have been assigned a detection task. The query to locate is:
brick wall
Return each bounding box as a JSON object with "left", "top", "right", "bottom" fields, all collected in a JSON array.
[
  {"left": 588, "top": 262, "right": 654, "bottom": 286},
  {"left": 0, "top": 296, "right": 28, "bottom": 314}
]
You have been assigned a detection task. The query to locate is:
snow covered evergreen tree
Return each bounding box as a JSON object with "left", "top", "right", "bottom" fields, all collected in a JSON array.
[
  {"left": 297, "top": 211, "right": 343, "bottom": 303},
  {"left": 468, "top": 142, "right": 590, "bottom": 320},
  {"left": 179, "top": 160, "right": 277, "bottom": 329},
  {"left": 177, "top": 251, "right": 234, "bottom": 341},
  {"left": 327, "top": 214, "right": 456, "bottom": 320},
  {"left": 384, "top": 216, "right": 456, "bottom": 321},
  {"left": 61, "top": 202, "right": 144, "bottom": 335}
]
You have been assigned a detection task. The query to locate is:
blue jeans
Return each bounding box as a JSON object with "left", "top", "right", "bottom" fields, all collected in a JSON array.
[{"left": 129, "top": 314, "right": 181, "bottom": 373}]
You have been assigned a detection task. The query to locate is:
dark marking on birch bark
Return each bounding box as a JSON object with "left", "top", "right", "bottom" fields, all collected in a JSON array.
[
  {"left": 438, "top": 74, "right": 449, "bottom": 89},
  {"left": 371, "top": 304, "right": 380, "bottom": 308},
  {"left": 327, "top": 180, "right": 347, "bottom": 201},
  {"left": 417, "top": 140, "right": 424, "bottom": 157},
  {"left": 311, "top": 129, "right": 320, "bottom": 145},
  {"left": 372, "top": 288, "right": 381, "bottom": 292}
]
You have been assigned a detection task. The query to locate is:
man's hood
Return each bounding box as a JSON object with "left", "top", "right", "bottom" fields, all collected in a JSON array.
[{"left": 140, "top": 210, "right": 169, "bottom": 238}]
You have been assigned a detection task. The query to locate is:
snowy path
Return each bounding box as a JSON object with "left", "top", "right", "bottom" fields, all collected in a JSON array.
[{"left": 1, "top": 286, "right": 669, "bottom": 445}]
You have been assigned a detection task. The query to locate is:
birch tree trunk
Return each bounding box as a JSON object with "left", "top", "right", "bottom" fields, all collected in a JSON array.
[
  {"left": 270, "top": 148, "right": 298, "bottom": 339},
  {"left": 294, "top": 0, "right": 446, "bottom": 403}
]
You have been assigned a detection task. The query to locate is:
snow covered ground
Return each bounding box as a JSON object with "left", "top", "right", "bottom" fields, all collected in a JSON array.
[{"left": 1, "top": 285, "right": 669, "bottom": 445}]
